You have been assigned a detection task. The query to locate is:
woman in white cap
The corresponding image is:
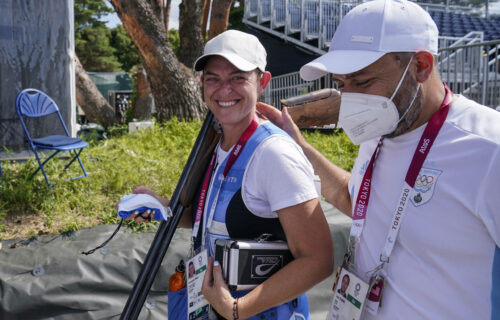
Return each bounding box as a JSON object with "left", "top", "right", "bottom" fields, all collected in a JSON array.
[
  {"left": 195, "top": 29, "right": 333, "bottom": 320},
  {"left": 131, "top": 30, "right": 333, "bottom": 319}
]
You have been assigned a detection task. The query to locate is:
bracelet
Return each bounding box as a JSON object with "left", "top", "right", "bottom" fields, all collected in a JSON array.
[{"left": 233, "top": 298, "right": 239, "bottom": 320}]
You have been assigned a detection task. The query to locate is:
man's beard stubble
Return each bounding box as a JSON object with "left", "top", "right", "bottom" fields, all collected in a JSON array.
[{"left": 385, "top": 72, "right": 423, "bottom": 138}]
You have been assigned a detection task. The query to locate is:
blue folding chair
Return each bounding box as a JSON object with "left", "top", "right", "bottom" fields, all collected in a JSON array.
[{"left": 15, "top": 88, "right": 88, "bottom": 187}]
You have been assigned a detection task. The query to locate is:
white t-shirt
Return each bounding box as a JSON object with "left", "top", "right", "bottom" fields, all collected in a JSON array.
[
  {"left": 205, "top": 129, "right": 318, "bottom": 239},
  {"left": 348, "top": 95, "right": 500, "bottom": 319}
]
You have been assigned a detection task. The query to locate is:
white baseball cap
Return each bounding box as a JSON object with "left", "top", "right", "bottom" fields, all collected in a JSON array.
[
  {"left": 300, "top": 0, "right": 439, "bottom": 80},
  {"left": 194, "top": 29, "right": 267, "bottom": 72}
]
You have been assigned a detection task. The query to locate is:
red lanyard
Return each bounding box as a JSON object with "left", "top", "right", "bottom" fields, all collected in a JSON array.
[
  {"left": 353, "top": 85, "right": 452, "bottom": 222},
  {"left": 192, "top": 116, "right": 259, "bottom": 236}
]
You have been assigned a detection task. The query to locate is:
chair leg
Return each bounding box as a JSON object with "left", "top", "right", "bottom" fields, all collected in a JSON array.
[
  {"left": 67, "top": 149, "right": 88, "bottom": 181},
  {"left": 31, "top": 149, "right": 56, "bottom": 187},
  {"left": 64, "top": 149, "right": 82, "bottom": 170},
  {"left": 31, "top": 148, "right": 87, "bottom": 187},
  {"left": 75, "top": 150, "right": 88, "bottom": 178}
]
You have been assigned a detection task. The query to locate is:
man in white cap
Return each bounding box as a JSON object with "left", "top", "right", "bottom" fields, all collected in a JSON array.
[{"left": 258, "top": 0, "right": 500, "bottom": 318}]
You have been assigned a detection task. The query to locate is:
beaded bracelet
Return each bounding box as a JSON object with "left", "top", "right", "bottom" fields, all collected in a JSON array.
[{"left": 233, "top": 298, "right": 239, "bottom": 320}]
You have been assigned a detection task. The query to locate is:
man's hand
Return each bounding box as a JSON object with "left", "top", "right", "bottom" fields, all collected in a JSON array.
[
  {"left": 202, "top": 257, "right": 234, "bottom": 319},
  {"left": 256, "top": 102, "right": 305, "bottom": 146}
]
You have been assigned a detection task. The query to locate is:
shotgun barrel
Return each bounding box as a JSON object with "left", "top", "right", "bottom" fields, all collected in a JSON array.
[
  {"left": 281, "top": 88, "right": 341, "bottom": 128},
  {"left": 121, "top": 111, "right": 219, "bottom": 319}
]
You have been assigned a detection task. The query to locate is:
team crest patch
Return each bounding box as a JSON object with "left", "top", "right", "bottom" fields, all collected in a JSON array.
[{"left": 410, "top": 167, "right": 442, "bottom": 207}]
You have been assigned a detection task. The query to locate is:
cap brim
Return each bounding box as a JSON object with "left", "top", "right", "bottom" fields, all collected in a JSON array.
[
  {"left": 300, "top": 50, "right": 386, "bottom": 81},
  {"left": 194, "top": 53, "right": 259, "bottom": 72}
]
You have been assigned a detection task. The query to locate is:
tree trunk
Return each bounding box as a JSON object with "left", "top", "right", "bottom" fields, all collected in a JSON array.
[
  {"left": 208, "top": 0, "right": 235, "bottom": 40},
  {"left": 164, "top": 0, "right": 172, "bottom": 31},
  {"left": 131, "top": 64, "right": 154, "bottom": 120},
  {"left": 201, "top": 0, "right": 211, "bottom": 39},
  {"left": 178, "top": 0, "right": 205, "bottom": 67},
  {"left": 110, "top": 0, "right": 206, "bottom": 121},
  {"left": 75, "top": 55, "right": 118, "bottom": 127},
  {"left": 155, "top": 0, "right": 170, "bottom": 31}
]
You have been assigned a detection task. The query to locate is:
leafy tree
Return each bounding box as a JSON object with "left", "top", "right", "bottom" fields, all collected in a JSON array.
[
  {"left": 74, "top": 0, "right": 113, "bottom": 32},
  {"left": 110, "top": 25, "right": 141, "bottom": 72},
  {"left": 74, "top": 0, "right": 118, "bottom": 126},
  {"left": 76, "top": 26, "right": 122, "bottom": 71},
  {"left": 229, "top": 5, "right": 245, "bottom": 30},
  {"left": 75, "top": 0, "right": 122, "bottom": 71},
  {"left": 168, "top": 29, "right": 181, "bottom": 57},
  {"left": 110, "top": 0, "right": 206, "bottom": 121}
]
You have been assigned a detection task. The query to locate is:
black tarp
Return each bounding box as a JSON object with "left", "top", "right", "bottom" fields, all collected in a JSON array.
[
  {"left": 0, "top": 225, "right": 191, "bottom": 320},
  {"left": 0, "top": 201, "right": 350, "bottom": 320}
]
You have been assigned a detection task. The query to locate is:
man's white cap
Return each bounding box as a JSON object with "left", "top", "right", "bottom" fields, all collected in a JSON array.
[
  {"left": 300, "top": 0, "right": 439, "bottom": 80},
  {"left": 194, "top": 30, "right": 267, "bottom": 72}
]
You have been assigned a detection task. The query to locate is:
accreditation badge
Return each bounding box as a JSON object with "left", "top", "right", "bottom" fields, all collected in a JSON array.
[
  {"left": 186, "top": 250, "right": 210, "bottom": 320},
  {"left": 326, "top": 267, "right": 369, "bottom": 320}
]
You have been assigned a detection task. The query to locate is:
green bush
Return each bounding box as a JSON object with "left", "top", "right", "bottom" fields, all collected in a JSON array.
[
  {"left": 303, "top": 130, "right": 359, "bottom": 172},
  {"left": 0, "top": 121, "right": 357, "bottom": 240}
]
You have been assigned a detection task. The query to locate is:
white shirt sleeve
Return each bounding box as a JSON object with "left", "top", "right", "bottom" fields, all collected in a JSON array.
[{"left": 242, "top": 135, "right": 318, "bottom": 218}]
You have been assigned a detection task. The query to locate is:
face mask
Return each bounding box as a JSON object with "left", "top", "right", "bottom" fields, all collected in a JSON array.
[{"left": 338, "top": 57, "right": 420, "bottom": 145}]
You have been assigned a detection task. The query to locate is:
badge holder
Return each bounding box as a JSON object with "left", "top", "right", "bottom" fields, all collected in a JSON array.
[
  {"left": 364, "top": 255, "right": 387, "bottom": 316},
  {"left": 327, "top": 238, "right": 370, "bottom": 320},
  {"left": 186, "top": 250, "right": 214, "bottom": 320}
]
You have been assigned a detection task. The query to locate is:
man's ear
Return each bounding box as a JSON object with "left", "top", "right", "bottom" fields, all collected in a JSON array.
[
  {"left": 259, "top": 71, "right": 272, "bottom": 91},
  {"left": 413, "top": 51, "right": 434, "bottom": 83}
]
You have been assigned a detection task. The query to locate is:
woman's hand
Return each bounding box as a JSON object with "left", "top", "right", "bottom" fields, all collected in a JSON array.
[
  {"left": 117, "top": 186, "right": 169, "bottom": 223},
  {"left": 202, "top": 257, "right": 234, "bottom": 319}
]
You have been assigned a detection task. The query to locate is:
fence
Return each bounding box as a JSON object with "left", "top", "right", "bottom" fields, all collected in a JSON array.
[
  {"left": 262, "top": 39, "right": 500, "bottom": 110},
  {"left": 243, "top": 0, "right": 494, "bottom": 54},
  {"left": 439, "top": 39, "right": 500, "bottom": 107},
  {"left": 244, "top": 0, "right": 361, "bottom": 55}
]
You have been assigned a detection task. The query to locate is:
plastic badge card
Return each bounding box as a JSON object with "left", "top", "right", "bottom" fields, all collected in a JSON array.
[
  {"left": 186, "top": 250, "right": 210, "bottom": 320},
  {"left": 326, "top": 268, "right": 369, "bottom": 320}
]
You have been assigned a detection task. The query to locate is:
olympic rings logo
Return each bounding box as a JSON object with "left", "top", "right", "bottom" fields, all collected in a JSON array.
[{"left": 415, "top": 174, "right": 434, "bottom": 187}]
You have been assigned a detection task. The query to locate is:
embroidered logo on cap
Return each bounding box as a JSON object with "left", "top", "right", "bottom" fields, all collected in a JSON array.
[{"left": 351, "top": 36, "right": 374, "bottom": 44}]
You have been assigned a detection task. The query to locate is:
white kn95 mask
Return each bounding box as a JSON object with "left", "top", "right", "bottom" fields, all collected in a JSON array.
[{"left": 338, "top": 57, "right": 420, "bottom": 145}]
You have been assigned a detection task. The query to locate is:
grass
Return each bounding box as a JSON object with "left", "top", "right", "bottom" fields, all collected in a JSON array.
[{"left": 0, "top": 120, "right": 358, "bottom": 240}]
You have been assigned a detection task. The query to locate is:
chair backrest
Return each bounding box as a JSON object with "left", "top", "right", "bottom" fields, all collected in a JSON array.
[
  {"left": 16, "top": 88, "right": 60, "bottom": 118},
  {"left": 15, "top": 88, "right": 70, "bottom": 140}
]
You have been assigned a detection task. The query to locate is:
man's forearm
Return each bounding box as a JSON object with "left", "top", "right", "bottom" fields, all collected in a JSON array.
[{"left": 299, "top": 139, "right": 353, "bottom": 217}]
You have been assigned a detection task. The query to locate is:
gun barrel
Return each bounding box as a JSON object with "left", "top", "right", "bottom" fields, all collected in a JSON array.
[
  {"left": 121, "top": 112, "right": 217, "bottom": 319},
  {"left": 280, "top": 89, "right": 341, "bottom": 128}
]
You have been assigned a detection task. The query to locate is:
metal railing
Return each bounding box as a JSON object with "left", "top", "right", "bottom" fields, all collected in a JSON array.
[
  {"left": 262, "top": 39, "right": 500, "bottom": 109},
  {"left": 263, "top": 72, "right": 335, "bottom": 109},
  {"left": 243, "top": 0, "right": 491, "bottom": 55},
  {"left": 244, "top": 0, "right": 362, "bottom": 55},
  {"left": 438, "top": 39, "right": 500, "bottom": 107}
]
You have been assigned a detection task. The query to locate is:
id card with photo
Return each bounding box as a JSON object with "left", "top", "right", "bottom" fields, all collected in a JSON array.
[
  {"left": 186, "top": 250, "right": 210, "bottom": 320},
  {"left": 326, "top": 268, "right": 369, "bottom": 320}
]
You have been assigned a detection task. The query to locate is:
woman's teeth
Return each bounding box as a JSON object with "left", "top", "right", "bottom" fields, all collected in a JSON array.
[{"left": 219, "top": 101, "right": 237, "bottom": 107}]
